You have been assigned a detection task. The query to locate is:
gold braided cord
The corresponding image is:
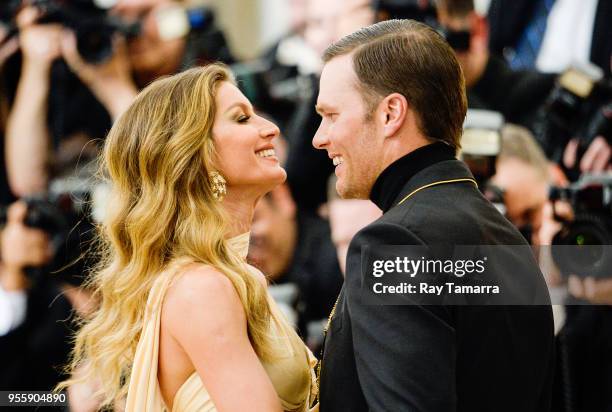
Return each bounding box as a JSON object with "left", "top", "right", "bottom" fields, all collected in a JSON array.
[{"left": 396, "top": 178, "right": 478, "bottom": 206}]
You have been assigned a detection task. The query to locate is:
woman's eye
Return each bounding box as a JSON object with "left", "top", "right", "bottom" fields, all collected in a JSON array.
[{"left": 237, "top": 115, "right": 251, "bottom": 123}]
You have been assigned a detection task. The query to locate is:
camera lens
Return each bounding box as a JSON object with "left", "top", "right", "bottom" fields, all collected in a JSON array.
[{"left": 552, "top": 213, "right": 612, "bottom": 278}]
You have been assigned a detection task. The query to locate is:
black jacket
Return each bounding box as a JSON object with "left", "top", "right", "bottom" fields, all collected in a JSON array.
[
  {"left": 318, "top": 143, "right": 555, "bottom": 412},
  {"left": 0, "top": 278, "right": 74, "bottom": 391}
]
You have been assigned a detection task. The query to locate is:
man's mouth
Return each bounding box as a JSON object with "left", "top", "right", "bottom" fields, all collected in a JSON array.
[{"left": 332, "top": 155, "right": 344, "bottom": 166}]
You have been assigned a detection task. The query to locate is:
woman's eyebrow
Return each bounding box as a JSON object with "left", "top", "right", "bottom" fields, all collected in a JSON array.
[{"left": 224, "top": 102, "right": 251, "bottom": 113}]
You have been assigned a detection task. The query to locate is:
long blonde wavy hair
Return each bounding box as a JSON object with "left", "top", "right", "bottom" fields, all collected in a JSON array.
[{"left": 58, "top": 64, "right": 288, "bottom": 409}]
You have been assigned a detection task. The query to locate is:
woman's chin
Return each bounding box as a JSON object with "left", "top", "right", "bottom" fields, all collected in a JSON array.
[
  {"left": 252, "top": 169, "right": 287, "bottom": 193},
  {"left": 267, "top": 169, "right": 288, "bottom": 188}
]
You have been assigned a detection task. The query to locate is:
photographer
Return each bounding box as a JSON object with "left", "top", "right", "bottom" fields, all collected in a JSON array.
[
  {"left": 551, "top": 175, "right": 612, "bottom": 412},
  {"left": 489, "top": 124, "right": 612, "bottom": 411},
  {"left": 4, "top": 0, "right": 233, "bottom": 197},
  {"left": 436, "top": 0, "right": 611, "bottom": 175},
  {"left": 489, "top": 123, "right": 553, "bottom": 245},
  {"left": 4, "top": 0, "right": 193, "bottom": 196},
  {"left": 0, "top": 201, "right": 77, "bottom": 391}
]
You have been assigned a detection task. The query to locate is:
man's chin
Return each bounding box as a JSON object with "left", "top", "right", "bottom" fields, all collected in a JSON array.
[{"left": 337, "top": 182, "right": 368, "bottom": 200}]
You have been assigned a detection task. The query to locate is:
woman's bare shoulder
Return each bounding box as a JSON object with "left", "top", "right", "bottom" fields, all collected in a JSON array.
[{"left": 162, "top": 264, "right": 247, "bottom": 339}]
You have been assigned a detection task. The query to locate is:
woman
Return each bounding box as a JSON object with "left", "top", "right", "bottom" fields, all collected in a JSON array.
[{"left": 58, "top": 64, "right": 318, "bottom": 411}]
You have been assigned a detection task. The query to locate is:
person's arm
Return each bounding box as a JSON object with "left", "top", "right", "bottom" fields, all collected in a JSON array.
[
  {"left": 163, "top": 265, "right": 282, "bottom": 412},
  {"left": 60, "top": 31, "right": 137, "bottom": 120},
  {"left": 345, "top": 222, "right": 456, "bottom": 411},
  {"left": 5, "top": 8, "right": 64, "bottom": 196}
]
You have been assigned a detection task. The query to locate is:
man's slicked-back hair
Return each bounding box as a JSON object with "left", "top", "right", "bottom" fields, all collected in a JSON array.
[{"left": 322, "top": 19, "right": 467, "bottom": 151}]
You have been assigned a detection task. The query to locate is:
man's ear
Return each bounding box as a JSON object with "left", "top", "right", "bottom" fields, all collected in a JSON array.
[{"left": 380, "top": 93, "right": 408, "bottom": 138}]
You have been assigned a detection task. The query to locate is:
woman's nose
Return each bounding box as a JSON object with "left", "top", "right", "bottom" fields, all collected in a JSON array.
[{"left": 260, "top": 118, "right": 280, "bottom": 139}]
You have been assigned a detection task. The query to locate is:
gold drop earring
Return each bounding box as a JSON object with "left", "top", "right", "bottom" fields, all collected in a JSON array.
[{"left": 208, "top": 171, "right": 227, "bottom": 201}]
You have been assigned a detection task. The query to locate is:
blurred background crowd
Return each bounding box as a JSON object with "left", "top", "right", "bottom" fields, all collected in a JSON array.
[{"left": 0, "top": 0, "right": 610, "bottom": 410}]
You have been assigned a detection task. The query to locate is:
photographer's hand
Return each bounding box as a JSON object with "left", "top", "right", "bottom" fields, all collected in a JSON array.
[
  {"left": 60, "top": 30, "right": 138, "bottom": 120},
  {"left": 17, "top": 7, "right": 63, "bottom": 72},
  {"left": 568, "top": 275, "right": 612, "bottom": 305},
  {"left": 563, "top": 136, "right": 611, "bottom": 173},
  {"left": 0, "top": 202, "right": 52, "bottom": 291}
]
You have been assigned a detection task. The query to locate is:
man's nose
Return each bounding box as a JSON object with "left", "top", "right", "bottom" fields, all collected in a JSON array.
[{"left": 312, "top": 124, "right": 328, "bottom": 149}]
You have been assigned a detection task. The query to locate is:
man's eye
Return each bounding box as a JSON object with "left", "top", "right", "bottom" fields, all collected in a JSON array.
[{"left": 238, "top": 115, "right": 251, "bottom": 123}]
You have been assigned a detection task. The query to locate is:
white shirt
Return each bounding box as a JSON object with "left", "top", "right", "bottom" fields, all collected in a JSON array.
[
  {"left": 0, "top": 284, "right": 27, "bottom": 336},
  {"left": 536, "top": 0, "right": 599, "bottom": 73}
]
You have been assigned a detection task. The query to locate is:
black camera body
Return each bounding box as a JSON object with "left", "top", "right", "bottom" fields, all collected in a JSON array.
[
  {"left": 551, "top": 174, "right": 612, "bottom": 278},
  {"left": 1, "top": 0, "right": 139, "bottom": 63},
  {"left": 0, "top": 0, "right": 21, "bottom": 26},
  {"left": 0, "top": 189, "right": 94, "bottom": 286},
  {"left": 534, "top": 64, "right": 612, "bottom": 170},
  {"left": 38, "top": 0, "right": 140, "bottom": 63}
]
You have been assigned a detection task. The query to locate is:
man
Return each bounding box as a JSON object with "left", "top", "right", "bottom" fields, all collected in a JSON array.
[
  {"left": 312, "top": 19, "right": 554, "bottom": 411},
  {"left": 435, "top": 0, "right": 610, "bottom": 173},
  {"left": 490, "top": 124, "right": 553, "bottom": 245},
  {"left": 248, "top": 182, "right": 343, "bottom": 345},
  {"left": 435, "top": 0, "right": 556, "bottom": 133}
]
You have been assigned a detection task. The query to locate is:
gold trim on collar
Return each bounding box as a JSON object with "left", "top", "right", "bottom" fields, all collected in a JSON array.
[{"left": 396, "top": 178, "right": 478, "bottom": 206}]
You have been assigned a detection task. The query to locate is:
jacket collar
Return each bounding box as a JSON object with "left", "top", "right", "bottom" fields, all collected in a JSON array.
[{"left": 369, "top": 142, "right": 464, "bottom": 212}]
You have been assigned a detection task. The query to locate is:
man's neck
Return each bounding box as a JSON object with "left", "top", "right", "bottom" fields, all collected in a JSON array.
[{"left": 369, "top": 141, "right": 457, "bottom": 212}]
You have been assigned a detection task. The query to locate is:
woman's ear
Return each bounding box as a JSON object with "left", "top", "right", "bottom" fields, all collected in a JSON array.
[{"left": 380, "top": 93, "right": 408, "bottom": 138}]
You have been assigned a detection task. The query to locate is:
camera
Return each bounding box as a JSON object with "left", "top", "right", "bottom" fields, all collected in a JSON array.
[
  {"left": 232, "top": 59, "right": 303, "bottom": 131},
  {"left": 0, "top": 0, "right": 139, "bottom": 63},
  {"left": 0, "top": 1, "right": 21, "bottom": 28},
  {"left": 0, "top": 175, "right": 96, "bottom": 286},
  {"left": 436, "top": 26, "right": 470, "bottom": 52},
  {"left": 460, "top": 109, "right": 503, "bottom": 189},
  {"left": 551, "top": 174, "right": 612, "bottom": 279},
  {"left": 533, "top": 63, "right": 612, "bottom": 171}
]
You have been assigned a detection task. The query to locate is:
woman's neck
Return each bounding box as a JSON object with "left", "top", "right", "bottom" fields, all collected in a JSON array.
[{"left": 221, "top": 191, "right": 259, "bottom": 238}]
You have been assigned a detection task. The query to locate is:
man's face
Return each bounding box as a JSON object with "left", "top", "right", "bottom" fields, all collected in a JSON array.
[
  {"left": 304, "top": 0, "right": 373, "bottom": 56},
  {"left": 492, "top": 158, "right": 549, "bottom": 238},
  {"left": 313, "top": 54, "right": 384, "bottom": 199},
  {"left": 248, "top": 187, "right": 296, "bottom": 279},
  {"left": 112, "top": 0, "right": 186, "bottom": 78},
  {"left": 436, "top": 10, "right": 471, "bottom": 73},
  {"left": 435, "top": 7, "right": 488, "bottom": 87}
]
